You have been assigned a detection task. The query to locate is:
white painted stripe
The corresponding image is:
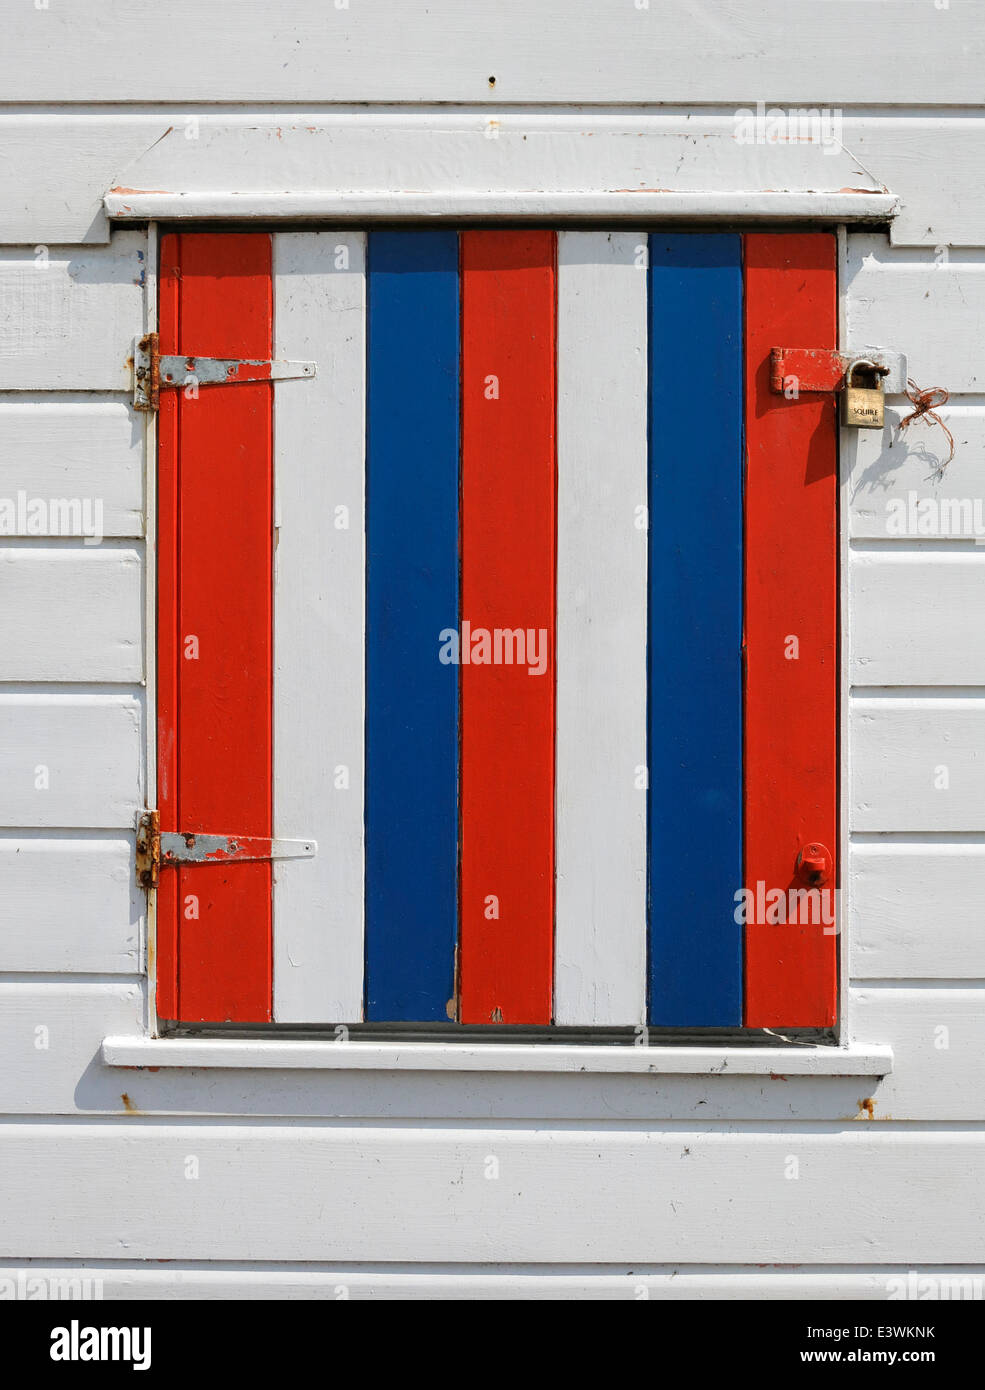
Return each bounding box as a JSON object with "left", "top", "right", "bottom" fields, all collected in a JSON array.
[
  {"left": 554, "top": 231, "right": 648, "bottom": 1026},
  {"left": 272, "top": 233, "right": 366, "bottom": 1022}
]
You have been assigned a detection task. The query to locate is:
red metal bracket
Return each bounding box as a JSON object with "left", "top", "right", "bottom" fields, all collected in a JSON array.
[{"left": 770, "top": 346, "right": 902, "bottom": 395}]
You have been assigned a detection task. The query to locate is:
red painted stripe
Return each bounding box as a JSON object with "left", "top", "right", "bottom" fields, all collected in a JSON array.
[
  {"left": 743, "top": 232, "right": 838, "bottom": 1028},
  {"left": 459, "top": 231, "right": 557, "bottom": 1025},
  {"left": 157, "top": 233, "right": 273, "bottom": 1022}
]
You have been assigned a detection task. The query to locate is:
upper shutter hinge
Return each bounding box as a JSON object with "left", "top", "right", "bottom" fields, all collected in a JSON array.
[
  {"left": 136, "top": 810, "right": 316, "bottom": 889},
  {"left": 132, "top": 333, "right": 316, "bottom": 412}
]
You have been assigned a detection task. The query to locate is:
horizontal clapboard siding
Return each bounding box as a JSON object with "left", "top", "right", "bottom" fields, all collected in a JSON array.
[
  {"left": 0, "top": 694, "right": 142, "bottom": 828},
  {"left": 0, "top": 237, "right": 144, "bottom": 391},
  {"left": 849, "top": 988, "right": 985, "bottom": 1122},
  {"left": 851, "top": 553, "right": 985, "bottom": 687},
  {"left": 3, "top": 113, "right": 985, "bottom": 250},
  {"left": 4, "top": 1124, "right": 985, "bottom": 1263},
  {"left": 0, "top": 837, "right": 140, "bottom": 973},
  {"left": 0, "top": 547, "right": 142, "bottom": 682},
  {"left": 0, "top": 397, "right": 143, "bottom": 537},
  {"left": 845, "top": 236, "right": 985, "bottom": 393},
  {"left": 851, "top": 700, "right": 985, "bottom": 832},
  {"left": 2, "top": 1264, "right": 977, "bottom": 1300},
  {"left": 851, "top": 844, "right": 985, "bottom": 980},
  {"left": 847, "top": 407, "right": 985, "bottom": 539},
  {"left": 2, "top": 3, "right": 980, "bottom": 103}
]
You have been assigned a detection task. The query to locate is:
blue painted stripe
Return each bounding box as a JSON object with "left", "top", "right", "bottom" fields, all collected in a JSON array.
[
  {"left": 365, "top": 231, "right": 460, "bottom": 1021},
  {"left": 647, "top": 233, "right": 744, "bottom": 1026}
]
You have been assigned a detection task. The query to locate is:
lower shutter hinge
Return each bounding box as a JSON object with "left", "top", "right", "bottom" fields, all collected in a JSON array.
[
  {"left": 136, "top": 810, "right": 316, "bottom": 890},
  {"left": 132, "top": 333, "right": 316, "bottom": 412}
]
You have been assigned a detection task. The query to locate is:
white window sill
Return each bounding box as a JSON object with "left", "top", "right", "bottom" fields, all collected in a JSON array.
[{"left": 101, "top": 1036, "right": 893, "bottom": 1077}]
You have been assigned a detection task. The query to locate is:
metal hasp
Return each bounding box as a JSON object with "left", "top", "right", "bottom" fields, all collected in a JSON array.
[
  {"left": 132, "top": 333, "right": 316, "bottom": 411},
  {"left": 136, "top": 810, "right": 316, "bottom": 889},
  {"left": 769, "top": 345, "right": 906, "bottom": 396}
]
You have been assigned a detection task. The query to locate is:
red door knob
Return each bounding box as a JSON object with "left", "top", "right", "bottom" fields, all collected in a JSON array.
[{"left": 796, "top": 842, "right": 832, "bottom": 887}]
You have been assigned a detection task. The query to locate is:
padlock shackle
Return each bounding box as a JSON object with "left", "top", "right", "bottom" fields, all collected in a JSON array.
[{"left": 844, "top": 356, "right": 887, "bottom": 389}]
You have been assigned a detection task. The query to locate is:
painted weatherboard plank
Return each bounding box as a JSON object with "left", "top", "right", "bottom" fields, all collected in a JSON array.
[
  {"left": 0, "top": 547, "right": 141, "bottom": 682},
  {"left": 852, "top": 700, "right": 985, "bottom": 833},
  {"left": 157, "top": 233, "right": 273, "bottom": 1023},
  {"left": 0, "top": 694, "right": 141, "bottom": 828},
  {"left": 851, "top": 552, "right": 985, "bottom": 687},
  {"left": 0, "top": 837, "right": 140, "bottom": 974},
  {"left": 851, "top": 845, "right": 985, "bottom": 980},
  {"left": 272, "top": 233, "right": 366, "bottom": 1023},
  {"left": 0, "top": 1268, "right": 963, "bottom": 1302},
  {"left": 0, "top": 115, "right": 163, "bottom": 246},
  {"left": 0, "top": 397, "right": 143, "bottom": 537},
  {"left": 845, "top": 235, "right": 985, "bottom": 394},
  {"left": 3, "top": 2, "right": 982, "bottom": 104},
  {"left": 14, "top": 110, "right": 985, "bottom": 251},
  {"left": 848, "top": 987, "right": 985, "bottom": 1121},
  {"left": 4, "top": 1125, "right": 985, "bottom": 1264},
  {"left": 554, "top": 232, "right": 647, "bottom": 1027},
  {"left": 459, "top": 230, "right": 556, "bottom": 1026},
  {"left": 364, "top": 231, "right": 459, "bottom": 1023},
  {"left": 648, "top": 233, "right": 743, "bottom": 1027},
  {"left": 847, "top": 405, "right": 985, "bottom": 539},
  {"left": 0, "top": 983, "right": 144, "bottom": 1115},
  {"left": 0, "top": 237, "right": 144, "bottom": 390},
  {"left": 744, "top": 232, "right": 838, "bottom": 1029},
  {"left": 845, "top": 115, "right": 985, "bottom": 249}
]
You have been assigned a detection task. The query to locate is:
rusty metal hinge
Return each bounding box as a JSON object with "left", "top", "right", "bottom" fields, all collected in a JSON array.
[
  {"left": 769, "top": 345, "right": 906, "bottom": 395},
  {"left": 136, "top": 810, "right": 316, "bottom": 889},
  {"left": 132, "top": 333, "right": 316, "bottom": 412}
]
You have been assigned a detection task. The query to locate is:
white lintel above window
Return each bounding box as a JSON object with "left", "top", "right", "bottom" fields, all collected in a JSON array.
[{"left": 102, "top": 114, "right": 898, "bottom": 225}]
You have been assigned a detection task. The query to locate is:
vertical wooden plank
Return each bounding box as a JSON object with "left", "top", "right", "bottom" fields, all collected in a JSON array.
[
  {"left": 744, "top": 232, "right": 838, "bottom": 1028},
  {"left": 272, "top": 233, "right": 366, "bottom": 1022},
  {"left": 365, "top": 231, "right": 460, "bottom": 1023},
  {"left": 554, "top": 231, "right": 647, "bottom": 1027},
  {"left": 648, "top": 233, "right": 744, "bottom": 1026},
  {"left": 459, "top": 231, "right": 556, "bottom": 1026},
  {"left": 159, "top": 232, "right": 274, "bottom": 1023}
]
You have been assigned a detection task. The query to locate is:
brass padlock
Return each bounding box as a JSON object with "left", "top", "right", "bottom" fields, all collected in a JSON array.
[{"left": 841, "top": 357, "right": 885, "bottom": 429}]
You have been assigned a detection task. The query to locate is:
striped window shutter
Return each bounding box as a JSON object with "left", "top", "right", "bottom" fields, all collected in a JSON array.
[{"left": 154, "top": 229, "right": 837, "bottom": 1031}]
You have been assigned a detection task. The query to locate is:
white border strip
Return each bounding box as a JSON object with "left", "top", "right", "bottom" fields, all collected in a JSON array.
[
  {"left": 105, "top": 191, "right": 899, "bottom": 223},
  {"left": 555, "top": 231, "right": 648, "bottom": 1026},
  {"left": 272, "top": 232, "right": 367, "bottom": 1022},
  {"left": 143, "top": 221, "right": 159, "bottom": 1039},
  {"left": 102, "top": 1036, "right": 893, "bottom": 1075}
]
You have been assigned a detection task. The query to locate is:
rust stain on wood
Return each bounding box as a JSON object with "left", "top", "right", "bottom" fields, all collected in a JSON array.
[{"left": 108, "top": 185, "right": 173, "bottom": 196}]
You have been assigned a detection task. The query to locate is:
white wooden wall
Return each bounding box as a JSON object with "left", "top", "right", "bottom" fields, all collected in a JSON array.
[{"left": 1, "top": 0, "right": 984, "bottom": 1300}]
